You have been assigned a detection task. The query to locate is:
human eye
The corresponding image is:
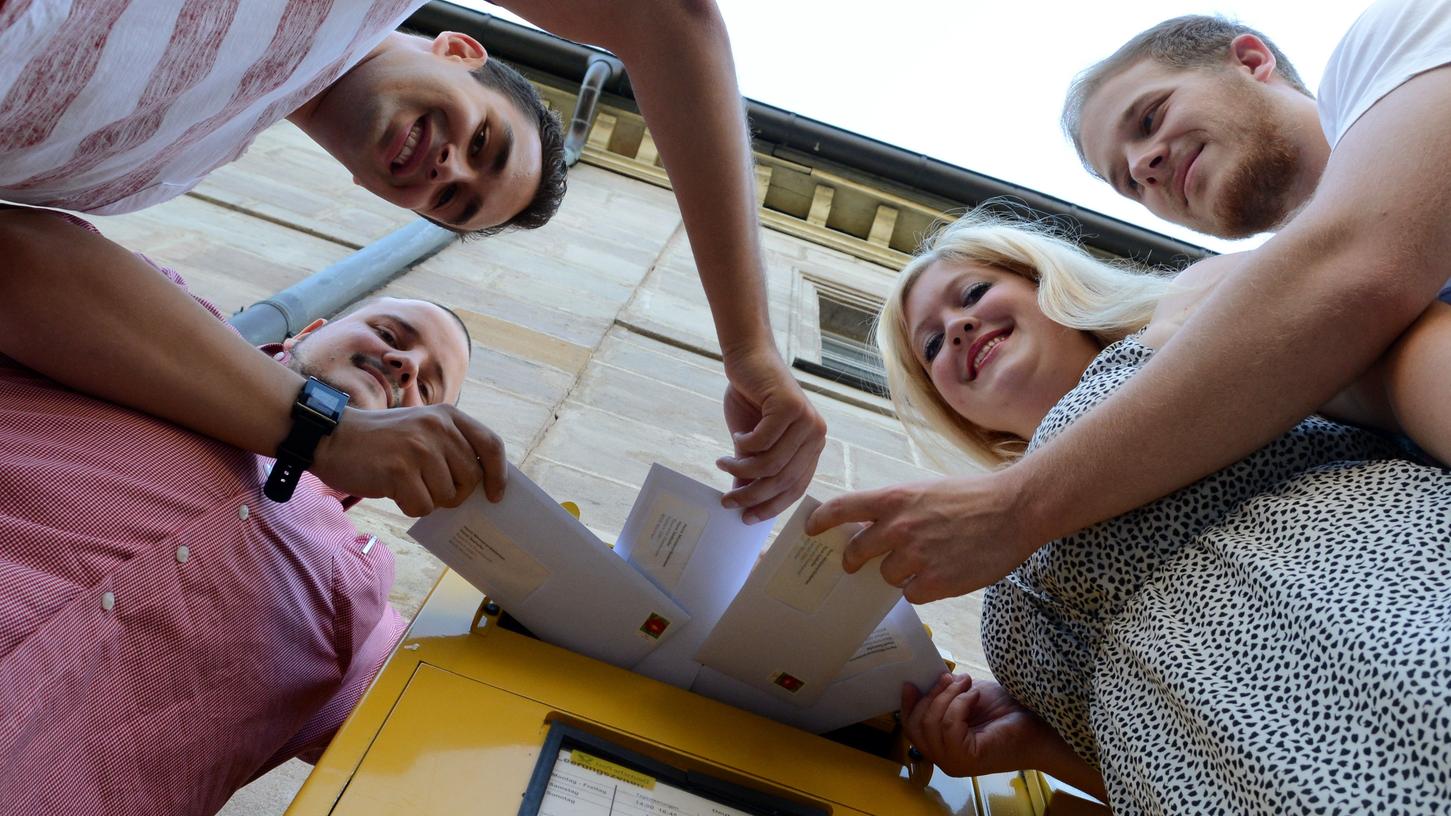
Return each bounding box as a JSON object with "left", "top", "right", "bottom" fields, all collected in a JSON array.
[
  {"left": 962, "top": 281, "right": 991, "bottom": 306},
  {"left": 923, "top": 332, "right": 944, "bottom": 363},
  {"left": 469, "top": 125, "right": 488, "bottom": 157},
  {"left": 1140, "top": 100, "right": 1162, "bottom": 136},
  {"left": 374, "top": 324, "right": 398, "bottom": 347},
  {"left": 435, "top": 183, "right": 457, "bottom": 211}
]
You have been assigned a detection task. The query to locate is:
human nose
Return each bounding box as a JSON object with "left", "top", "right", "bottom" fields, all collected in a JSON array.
[
  {"left": 428, "top": 143, "right": 469, "bottom": 184},
  {"left": 1129, "top": 142, "right": 1167, "bottom": 190},
  {"left": 944, "top": 314, "right": 976, "bottom": 364},
  {"left": 384, "top": 349, "right": 423, "bottom": 406}
]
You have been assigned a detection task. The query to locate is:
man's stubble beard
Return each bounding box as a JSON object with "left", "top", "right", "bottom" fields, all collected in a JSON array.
[
  {"left": 286, "top": 335, "right": 401, "bottom": 409},
  {"left": 1208, "top": 87, "right": 1304, "bottom": 239}
]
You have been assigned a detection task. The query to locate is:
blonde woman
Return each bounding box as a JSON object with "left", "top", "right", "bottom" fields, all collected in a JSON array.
[{"left": 875, "top": 210, "right": 1451, "bottom": 814}]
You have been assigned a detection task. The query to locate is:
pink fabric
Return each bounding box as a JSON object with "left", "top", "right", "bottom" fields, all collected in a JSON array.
[
  {"left": 0, "top": 0, "right": 423, "bottom": 213},
  {"left": 0, "top": 241, "right": 406, "bottom": 814}
]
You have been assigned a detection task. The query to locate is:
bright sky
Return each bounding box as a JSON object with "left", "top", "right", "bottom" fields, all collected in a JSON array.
[{"left": 456, "top": 1, "right": 1373, "bottom": 254}]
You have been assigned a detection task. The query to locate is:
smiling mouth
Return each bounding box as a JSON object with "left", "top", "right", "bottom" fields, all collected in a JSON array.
[
  {"left": 360, "top": 363, "right": 396, "bottom": 408},
  {"left": 967, "top": 329, "right": 1010, "bottom": 381},
  {"left": 388, "top": 116, "right": 429, "bottom": 178},
  {"left": 1178, "top": 145, "right": 1203, "bottom": 208}
]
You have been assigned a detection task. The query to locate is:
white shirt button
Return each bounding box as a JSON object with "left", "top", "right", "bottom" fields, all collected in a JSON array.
[
  {"left": 176, "top": 545, "right": 190, "bottom": 564},
  {"left": 100, "top": 592, "right": 115, "bottom": 611},
  {"left": 238, "top": 504, "right": 250, "bottom": 521}
]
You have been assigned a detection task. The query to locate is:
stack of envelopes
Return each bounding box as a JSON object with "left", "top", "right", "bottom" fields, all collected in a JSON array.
[{"left": 409, "top": 463, "right": 947, "bottom": 732}]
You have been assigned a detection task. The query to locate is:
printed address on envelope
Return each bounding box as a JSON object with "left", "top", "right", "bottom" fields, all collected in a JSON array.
[
  {"left": 632, "top": 490, "right": 708, "bottom": 593},
  {"left": 445, "top": 516, "right": 551, "bottom": 603},
  {"left": 764, "top": 531, "right": 845, "bottom": 614}
]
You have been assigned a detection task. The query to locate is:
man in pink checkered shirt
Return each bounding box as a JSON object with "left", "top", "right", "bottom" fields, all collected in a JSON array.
[{"left": 0, "top": 214, "right": 472, "bottom": 815}]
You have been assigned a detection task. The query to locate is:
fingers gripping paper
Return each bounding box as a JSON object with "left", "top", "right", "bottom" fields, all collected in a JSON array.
[
  {"left": 408, "top": 463, "right": 689, "bottom": 668},
  {"left": 692, "top": 497, "right": 905, "bottom": 707}
]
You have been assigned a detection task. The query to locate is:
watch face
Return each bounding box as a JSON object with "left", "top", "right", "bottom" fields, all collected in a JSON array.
[
  {"left": 308, "top": 386, "right": 345, "bottom": 414},
  {"left": 302, "top": 378, "right": 349, "bottom": 421}
]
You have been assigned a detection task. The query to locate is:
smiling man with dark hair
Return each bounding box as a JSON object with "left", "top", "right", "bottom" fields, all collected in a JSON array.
[
  {"left": 0, "top": 0, "right": 826, "bottom": 526},
  {"left": 288, "top": 31, "right": 563, "bottom": 236}
]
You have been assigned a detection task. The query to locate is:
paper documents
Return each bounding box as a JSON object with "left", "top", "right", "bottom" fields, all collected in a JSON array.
[
  {"left": 407, "top": 463, "right": 688, "bottom": 668},
  {"left": 613, "top": 464, "right": 772, "bottom": 688},
  {"left": 407, "top": 463, "right": 945, "bottom": 733},
  {"left": 693, "top": 496, "right": 905, "bottom": 707},
  {"left": 690, "top": 599, "right": 947, "bottom": 733}
]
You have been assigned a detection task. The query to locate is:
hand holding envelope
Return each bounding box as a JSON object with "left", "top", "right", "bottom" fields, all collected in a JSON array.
[
  {"left": 692, "top": 496, "right": 907, "bottom": 707},
  {"left": 409, "top": 464, "right": 947, "bottom": 733},
  {"left": 408, "top": 462, "right": 690, "bottom": 668}
]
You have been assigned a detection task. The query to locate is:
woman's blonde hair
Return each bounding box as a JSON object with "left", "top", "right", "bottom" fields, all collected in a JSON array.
[{"left": 878, "top": 207, "right": 1176, "bottom": 471}]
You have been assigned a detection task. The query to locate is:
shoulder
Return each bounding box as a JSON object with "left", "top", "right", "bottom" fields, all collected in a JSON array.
[
  {"left": 1319, "top": 0, "right": 1451, "bottom": 146},
  {"left": 1139, "top": 253, "right": 1245, "bottom": 350}
]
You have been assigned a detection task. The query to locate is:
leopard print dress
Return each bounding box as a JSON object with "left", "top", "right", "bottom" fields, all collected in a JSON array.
[{"left": 982, "top": 333, "right": 1451, "bottom": 815}]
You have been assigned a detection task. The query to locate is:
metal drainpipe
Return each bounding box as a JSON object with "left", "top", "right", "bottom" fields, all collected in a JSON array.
[
  {"left": 563, "top": 56, "right": 619, "bottom": 166},
  {"left": 228, "top": 219, "right": 458, "bottom": 345}
]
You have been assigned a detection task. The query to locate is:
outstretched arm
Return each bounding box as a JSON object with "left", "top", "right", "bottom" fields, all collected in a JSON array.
[
  {"left": 498, "top": 0, "right": 826, "bottom": 520},
  {"left": 810, "top": 66, "right": 1451, "bottom": 601},
  {"left": 903, "top": 673, "right": 1108, "bottom": 803},
  {"left": 0, "top": 209, "right": 505, "bottom": 515}
]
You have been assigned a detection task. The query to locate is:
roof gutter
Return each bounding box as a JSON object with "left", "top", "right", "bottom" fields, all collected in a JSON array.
[
  {"left": 405, "top": 2, "right": 1209, "bottom": 267},
  {"left": 228, "top": 220, "right": 457, "bottom": 344}
]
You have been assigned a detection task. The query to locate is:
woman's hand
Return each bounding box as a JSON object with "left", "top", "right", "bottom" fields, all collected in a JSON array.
[
  {"left": 805, "top": 474, "right": 1040, "bottom": 602},
  {"left": 902, "top": 673, "right": 1050, "bottom": 778},
  {"left": 904, "top": 673, "right": 1109, "bottom": 803}
]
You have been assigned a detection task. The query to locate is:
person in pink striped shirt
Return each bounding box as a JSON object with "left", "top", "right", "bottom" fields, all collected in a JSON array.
[
  {"left": 0, "top": 0, "right": 828, "bottom": 526},
  {"left": 0, "top": 213, "right": 472, "bottom": 815}
]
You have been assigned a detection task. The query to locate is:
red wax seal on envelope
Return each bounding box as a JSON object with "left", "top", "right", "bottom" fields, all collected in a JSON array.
[
  {"left": 639, "top": 613, "right": 671, "bottom": 639},
  {"left": 771, "top": 671, "right": 805, "bottom": 693}
]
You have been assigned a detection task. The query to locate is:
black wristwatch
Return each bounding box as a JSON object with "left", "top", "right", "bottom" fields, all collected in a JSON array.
[{"left": 264, "top": 377, "right": 350, "bottom": 502}]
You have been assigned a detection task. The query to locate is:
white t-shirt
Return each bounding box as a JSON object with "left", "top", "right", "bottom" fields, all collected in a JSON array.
[
  {"left": 1319, "top": 0, "right": 1451, "bottom": 301},
  {"left": 0, "top": 0, "right": 423, "bottom": 214},
  {"left": 1318, "top": 0, "right": 1451, "bottom": 147}
]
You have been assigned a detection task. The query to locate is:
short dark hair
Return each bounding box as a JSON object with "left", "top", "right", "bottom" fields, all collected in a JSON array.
[
  {"left": 464, "top": 59, "right": 567, "bottom": 239},
  {"left": 1063, "top": 15, "right": 1311, "bottom": 172}
]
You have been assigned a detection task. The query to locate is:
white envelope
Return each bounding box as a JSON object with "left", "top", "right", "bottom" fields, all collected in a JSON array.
[
  {"left": 408, "top": 463, "right": 689, "bottom": 668},
  {"left": 613, "top": 464, "right": 773, "bottom": 688},
  {"left": 693, "top": 496, "right": 903, "bottom": 707},
  {"left": 690, "top": 599, "right": 948, "bottom": 733}
]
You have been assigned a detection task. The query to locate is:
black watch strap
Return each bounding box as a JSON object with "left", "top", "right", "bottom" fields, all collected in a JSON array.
[{"left": 264, "top": 377, "right": 348, "bottom": 502}]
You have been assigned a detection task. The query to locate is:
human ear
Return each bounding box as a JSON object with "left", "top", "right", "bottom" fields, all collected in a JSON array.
[
  {"left": 431, "top": 31, "right": 489, "bottom": 69},
  {"left": 1229, "top": 33, "right": 1277, "bottom": 83},
  {"left": 283, "top": 318, "right": 328, "bottom": 349}
]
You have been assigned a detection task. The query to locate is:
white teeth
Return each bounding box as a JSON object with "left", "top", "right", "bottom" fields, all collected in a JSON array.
[
  {"left": 393, "top": 122, "right": 421, "bottom": 168},
  {"left": 973, "top": 335, "right": 1005, "bottom": 372}
]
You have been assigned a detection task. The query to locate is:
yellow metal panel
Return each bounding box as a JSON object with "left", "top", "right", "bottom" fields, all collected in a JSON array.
[{"left": 289, "top": 570, "right": 1104, "bottom": 816}]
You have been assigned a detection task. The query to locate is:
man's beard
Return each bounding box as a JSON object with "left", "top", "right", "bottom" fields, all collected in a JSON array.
[
  {"left": 1208, "top": 92, "right": 1303, "bottom": 239},
  {"left": 287, "top": 337, "right": 401, "bottom": 409}
]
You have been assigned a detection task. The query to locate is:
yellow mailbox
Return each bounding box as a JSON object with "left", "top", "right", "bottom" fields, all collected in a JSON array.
[{"left": 287, "top": 567, "right": 1105, "bottom": 816}]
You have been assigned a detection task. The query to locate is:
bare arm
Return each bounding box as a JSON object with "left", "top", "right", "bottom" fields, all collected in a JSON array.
[
  {"left": 0, "top": 209, "right": 504, "bottom": 515},
  {"left": 1321, "top": 301, "right": 1451, "bottom": 465},
  {"left": 810, "top": 66, "right": 1451, "bottom": 601},
  {"left": 497, "top": 0, "right": 826, "bottom": 519}
]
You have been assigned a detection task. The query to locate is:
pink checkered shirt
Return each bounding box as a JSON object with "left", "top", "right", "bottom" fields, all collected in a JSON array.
[{"left": 0, "top": 232, "right": 406, "bottom": 814}]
